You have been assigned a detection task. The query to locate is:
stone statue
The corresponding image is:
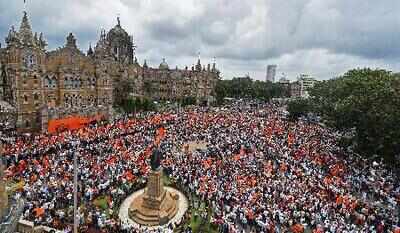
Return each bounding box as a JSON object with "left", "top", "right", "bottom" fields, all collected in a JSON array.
[{"left": 150, "top": 148, "right": 162, "bottom": 171}]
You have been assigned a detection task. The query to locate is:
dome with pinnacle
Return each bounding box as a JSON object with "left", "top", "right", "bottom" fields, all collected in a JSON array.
[{"left": 159, "top": 58, "right": 169, "bottom": 70}]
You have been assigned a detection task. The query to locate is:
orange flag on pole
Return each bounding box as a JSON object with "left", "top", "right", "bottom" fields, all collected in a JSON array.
[{"left": 155, "top": 126, "right": 166, "bottom": 146}]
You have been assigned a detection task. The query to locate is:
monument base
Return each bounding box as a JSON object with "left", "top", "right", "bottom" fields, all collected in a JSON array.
[{"left": 128, "top": 169, "right": 179, "bottom": 226}]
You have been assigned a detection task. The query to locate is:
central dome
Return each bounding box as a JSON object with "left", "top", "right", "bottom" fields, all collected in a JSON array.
[
  {"left": 108, "top": 25, "right": 129, "bottom": 40},
  {"left": 107, "top": 17, "right": 129, "bottom": 42},
  {"left": 159, "top": 58, "right": 169, "bottom": 70}
]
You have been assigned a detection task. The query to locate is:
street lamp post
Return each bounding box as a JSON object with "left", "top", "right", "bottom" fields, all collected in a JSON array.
[{"left": 73, "top": 141, "right": 79, "bottom": 233}]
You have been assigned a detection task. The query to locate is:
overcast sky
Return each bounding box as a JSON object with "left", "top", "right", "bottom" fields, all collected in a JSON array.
[{"left": 0, "top": 0, "right": 399, "bottom": 80}]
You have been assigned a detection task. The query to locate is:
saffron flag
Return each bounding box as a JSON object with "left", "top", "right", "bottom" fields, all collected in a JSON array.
[{"left": 154, "top": 126, "right": 166, "bottom": 146}]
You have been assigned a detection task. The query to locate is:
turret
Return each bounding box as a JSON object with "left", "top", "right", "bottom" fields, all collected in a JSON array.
[
  {"left": 87, "top": 43, "right": 94, "bottom": 57},
  {"left": 66, "top": 33, "right": 77, "bottom": 49},
  {"left": 38, "top": 33, "right": 47, "bottom": 49},
  {"left": 33, "top": 32, "right": 38, "bottom": 44},
  {"left": 212, "top": 57, "right": 217, "bottom": 72},
  {"left": 5, "top": 12, "right": 47, "bottom": 50},
  {"left": 19, "top": 11, "right": 34, "bottom": 45},
  {"left": 5, "top": 26, "right": 18, "bottom": 47},
  {"left": 195, "top": 53, "right": 202, "bottom": 71}
]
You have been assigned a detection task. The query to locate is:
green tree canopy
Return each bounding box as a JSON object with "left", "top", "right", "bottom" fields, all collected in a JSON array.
[
  {"left": 309, "top": 68, "right": 400, "bottom": 163},
  {"left": 287, "top": 98, "right": 313, "bottom": 120},
  {"left": 215, "top": 77, "right": 287, "bottom": 104}
]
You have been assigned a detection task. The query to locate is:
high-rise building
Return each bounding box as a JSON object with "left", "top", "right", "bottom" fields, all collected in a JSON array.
[
  {"left": 290, "top": 74, "right": 318, "bottom": 98},
  {"left": 266, "top": 65, "right": 277, "bottom": 82}
]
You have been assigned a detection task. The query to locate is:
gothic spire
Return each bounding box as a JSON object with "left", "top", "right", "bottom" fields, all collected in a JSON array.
[
  {"left": 196, "top": 52, "right": 202, "bottom": 71},
  {"left": 38, "top": 32, "right": 47, "bottom": 49},
  {"left": 212, "top": 57, "right": 217, "bottom": 72},
  {"left": 19, "top": 11, "right": 34, "bottom": 45},
  {"left": 5, "top": 26, "right": 18, "bottom": 46},
  {"left": 87, "top": 43, "right": 94, "bottom": 56}
]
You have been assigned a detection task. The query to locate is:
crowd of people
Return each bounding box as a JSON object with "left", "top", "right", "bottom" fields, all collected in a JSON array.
[{"left": 1, "top": 102, "right": 399, "bottom": 233}]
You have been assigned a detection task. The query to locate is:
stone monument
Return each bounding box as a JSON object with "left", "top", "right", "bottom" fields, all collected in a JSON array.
[{"left": 129, "top": 147, "right": 179, "bottom": 226}]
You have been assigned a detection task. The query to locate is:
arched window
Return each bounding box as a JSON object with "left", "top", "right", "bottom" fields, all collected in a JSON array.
[
  {"left": 22, "top": 73, "right": 27, "bottom": 85},
  {"left": 72, "top": 77, "right": 77, "bottom": 89},
  {"left": 64, "top": 77, "right": 70, "bottom": 89},
  {"left": 77, "top": 78, "right": 81, "bottom": 88},
  {"left": 34, "top": 93, "right": 39, "bottom": 101},
  {"left": 23, "top": 94, "right": 28, "bottom": 104},
  {"left": 44, "top": 76, "right": 51, "bottom": 88},
  {"left": 78, "top": 95, "right": 82, "bottom": 106},
  {"left": 89, "top": 95, "right": 95, "bottom": 105},
  {"left": 25, "top": 120, "right": 30, "bottom": 128},
  {"left": 33, "top": 75, "right": 39, "bottom": 85},
  {"left": 64, "top": 94, "right": 69, "bottom": 107},
  {"left": 90, "top": 78, "right": 96, "bottom": 88},
  {"left": 51, "top": 77, "right": 57, "bottom": 88}
]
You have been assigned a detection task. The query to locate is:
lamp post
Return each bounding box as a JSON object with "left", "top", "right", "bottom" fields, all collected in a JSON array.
[{"left": 72, "top": 140, "right": 79, "bottom": 233}]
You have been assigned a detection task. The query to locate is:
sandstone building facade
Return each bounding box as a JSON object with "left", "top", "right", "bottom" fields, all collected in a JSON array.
[{"left": 0, "top": 12, "right": 220, "bottom": 131}]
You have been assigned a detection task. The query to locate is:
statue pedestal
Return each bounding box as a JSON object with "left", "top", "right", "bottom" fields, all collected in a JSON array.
[{"left": 129, "top": 169, "right": 179, "bottom": 226}]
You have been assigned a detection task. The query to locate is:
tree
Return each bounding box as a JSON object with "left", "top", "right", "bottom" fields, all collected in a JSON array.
[
  {"left": 309, "top": 68, "right": 400, "bottom": 164},
  {"left": 120, "top": 97, "right": 156, "bottom": 114},
  {"left": 287, "top": 98, "right": 313, "bottom": 120},
  {"left": 113, "top": 78, "right": 133, "bottom": 107},
  {"left": 121, "top": 98, "right": 136, "bottom": 114},
  {"left": 214, "top": 77, "right": 287, "bottom": 104},
  {"left": 181, "top": 96, "right": 196, "bottom": 106}
]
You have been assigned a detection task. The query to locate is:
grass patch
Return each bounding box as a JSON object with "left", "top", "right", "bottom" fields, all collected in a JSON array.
[
  {"left": 189, "top": 209, "right": 219, "bottom": 233},
  {"left": 177, "top": 201, "right": 218, "bottom": 233},
  {"left": 93, "top": 196, "right": 109, "bottom": 210},
  {"left": 162, "top": 173, "right": 173, "bottom": 186}
]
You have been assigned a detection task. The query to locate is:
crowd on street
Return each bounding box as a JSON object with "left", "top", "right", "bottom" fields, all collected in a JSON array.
[{"left": 1, "top": 102, "right": 399, "bottom": 233}]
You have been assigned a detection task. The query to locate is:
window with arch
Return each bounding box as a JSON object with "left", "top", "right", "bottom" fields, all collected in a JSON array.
[
  {"left": 64, "top": 94, "right": 69, "bottom": 107},
  {"left": 77, "top": 77, "right": 81, "bottom": 89},
  {"left": 22, "top": 73, "right": 28, "bottom": 85},
  {"left": 70, "top": 94, "right": 74, "bottom": 105},
  {"left": 77, "top": 95, "right": 82, "bottom": 106},
  {"left": 33, "top": 75, "right": 38, "bottom": 85},
  {"left": 51, "top": 76, "right": 57, "bottom": 89},
  {"left": 44, "top": 76, "right": 51, "bottom": 88},
  {"left": 72, "top": 78, "right": 76, "bottom": 89},
  {"left": 23, "top": 94, "right": 28, "bottom": 104},
  {"left": 89, "top": 95, "right": 95, "bottom": 106},
  {"left": 25, "top": 120, "right": 30, "bottom": 128},
  {"left": 90, "top": 77, "right": 96, "bottom": 88},
  {"left": 33, "top": 93, "right": 40, "bottom": 101},
  {"left": 64, "top": 77, "right": 70, "bottom": 89}
]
